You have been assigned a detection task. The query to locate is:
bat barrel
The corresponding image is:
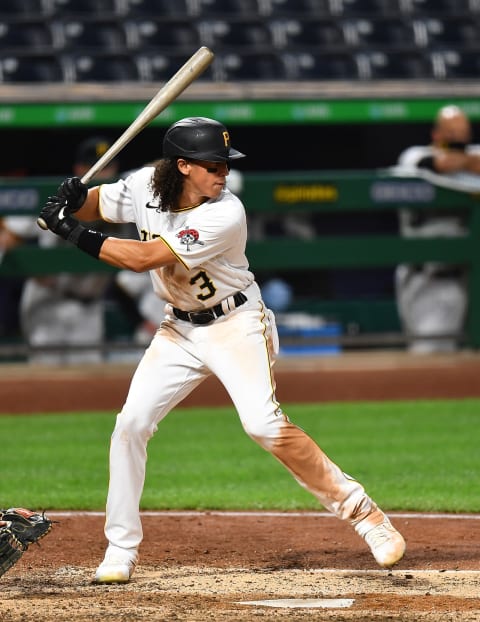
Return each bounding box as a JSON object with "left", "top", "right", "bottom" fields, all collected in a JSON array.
[
  {"left": 81, "top": 46, "right": 214, "bottom": 184},
  {"left": 37, "top": 46, "right": 215, "bottom": 230}
]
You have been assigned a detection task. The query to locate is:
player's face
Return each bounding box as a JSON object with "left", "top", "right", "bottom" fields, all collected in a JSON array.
[{"left": 181, "top": 159, "right": 229, "bottom": 200}]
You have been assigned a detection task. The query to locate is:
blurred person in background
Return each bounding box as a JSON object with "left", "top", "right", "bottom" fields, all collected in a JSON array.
[
  {"left": 0, "top": 137, "right": 118, "bottom": 364},
  {"left": 0, "top": 220, "right": 24, "bottom": 342},
  {"left": 394, "top": 105, "right": 480, "bottom": 353}
]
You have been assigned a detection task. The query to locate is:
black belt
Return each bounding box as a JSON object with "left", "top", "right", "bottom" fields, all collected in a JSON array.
[
  {"left": 411, "top": 266, "right": 465, "bottom": 279},
  {"left": 172, "top": 292, "right": 247, "bottom": 325},
  {"left": 65, "top": 293, "right": 97, "bottom": 304},
  {"left": 433, "top": 268, "right": 465, "bottom": 279}
]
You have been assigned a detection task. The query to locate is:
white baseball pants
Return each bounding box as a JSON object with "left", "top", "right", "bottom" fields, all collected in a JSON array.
[{"left": 103, "top": 291, "right": 377, "bottom": 551}]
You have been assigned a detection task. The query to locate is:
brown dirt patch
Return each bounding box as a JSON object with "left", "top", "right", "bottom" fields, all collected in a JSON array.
[
  {"left": 1, "top": 351, "right": 479, "bottom": 620},
  {"left": 1, "top": 512, "right": 479, "bottom": 621},
  {"left": 2, "top": 351, "right": 480, "bottom": 413}
]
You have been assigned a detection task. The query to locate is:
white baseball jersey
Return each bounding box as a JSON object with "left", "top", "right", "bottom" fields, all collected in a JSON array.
[{"left": 99, "top": 166, "right": 255, "bottom": 311}]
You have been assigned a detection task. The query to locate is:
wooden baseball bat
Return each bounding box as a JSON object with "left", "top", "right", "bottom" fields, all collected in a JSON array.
[{"left": 37, "top": 46, "right": 214, "bottom": 230}]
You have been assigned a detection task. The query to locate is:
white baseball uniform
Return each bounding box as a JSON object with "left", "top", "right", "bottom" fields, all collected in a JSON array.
[
  {"left": 98, "top": 166, "right": 383, "bottom": 552},
  {"left": 394, "top": 145, "right": 478, "bottom": 353},
  {"left": 4, "top": 216, "right": 107, "bottom": 364}
]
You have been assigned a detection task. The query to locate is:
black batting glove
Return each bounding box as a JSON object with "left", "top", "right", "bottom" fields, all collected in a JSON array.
[
  {"left": 56, "top": 176, "right": 88, "bottom": 214},
  {"left": 39, "top": 195, "right": 107, "bottom": 259},
  {"left": 39, "top": 195, "right": 86, "bottom": 244}
]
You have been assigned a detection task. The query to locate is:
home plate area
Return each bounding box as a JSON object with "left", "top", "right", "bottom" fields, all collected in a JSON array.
[
  {"left": 2, "top": 565, "right": 479, "bottom": 621},
  {"left": 238, "top": 598, "right": 356, "bottom": 609},
  {"left": 132, "top": 566, "right": 480, "bottom": 618},
  {"left": 1, "top": 512, "right": 479, "bottom": 621}
]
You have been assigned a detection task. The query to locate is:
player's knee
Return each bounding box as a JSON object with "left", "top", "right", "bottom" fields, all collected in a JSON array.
[
  {"left": 113, "top": 409, "right": 155, "bottom": 443},
  {"left": 242, "top": 416, "right": 283, "bottom": 451}
]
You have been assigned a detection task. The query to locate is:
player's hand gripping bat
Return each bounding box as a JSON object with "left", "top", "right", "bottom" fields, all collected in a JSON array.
[{"left": 37, "top": 46, "right": 214, "bottom": 230}]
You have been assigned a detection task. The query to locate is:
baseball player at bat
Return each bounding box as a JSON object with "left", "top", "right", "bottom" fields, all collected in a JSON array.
[{"left": 38, "top": 117, "right": 405, "bottom": 583}]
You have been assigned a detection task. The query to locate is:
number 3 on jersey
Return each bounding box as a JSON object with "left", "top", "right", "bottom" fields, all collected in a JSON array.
[{"left": 191, "top": 270, "right": 216, "bottom": 301}]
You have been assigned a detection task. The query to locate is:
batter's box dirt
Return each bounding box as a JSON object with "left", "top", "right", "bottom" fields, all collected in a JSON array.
[
  {"left": 0, "top": 513, "right": 479, "bottom": 621},
  {"left": 1, "top": 566, "right": 479, "bottom": 621}
]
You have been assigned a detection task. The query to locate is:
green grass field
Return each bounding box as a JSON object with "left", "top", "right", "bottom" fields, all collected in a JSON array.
[{"left": 1, "top": 399, "right": 479, "bottom": 512}]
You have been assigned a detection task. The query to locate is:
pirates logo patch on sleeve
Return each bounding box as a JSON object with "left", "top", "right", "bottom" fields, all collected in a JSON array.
[{"left": 176, "top": 228, "right": 205, "bottom": 251}]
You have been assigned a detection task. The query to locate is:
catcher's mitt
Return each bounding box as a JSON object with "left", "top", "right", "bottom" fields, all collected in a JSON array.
[{"left": 0, "top": 508, "right": 53, "bottom": 578}]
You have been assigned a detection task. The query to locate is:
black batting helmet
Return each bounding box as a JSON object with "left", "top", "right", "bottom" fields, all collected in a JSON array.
[{"left": 163, "top": 117, "right": 245, "bottom": 162}]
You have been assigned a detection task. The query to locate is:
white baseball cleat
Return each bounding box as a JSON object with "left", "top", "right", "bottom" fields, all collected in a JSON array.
[
  {"left": 94, "top": 548, "right": 137, "bottom": 584},
  {"left": 361, "top": 517, "right": 406, "bottom": 568}
]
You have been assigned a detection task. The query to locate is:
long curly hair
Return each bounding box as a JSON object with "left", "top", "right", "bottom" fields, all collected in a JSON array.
[{"left": 149, "top": 158, "right": 184, "bottom": 212}]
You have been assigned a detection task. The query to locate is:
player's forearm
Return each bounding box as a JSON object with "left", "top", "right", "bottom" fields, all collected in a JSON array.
[
  {"left": 39, "top": 195, "right": 177, "bottom": 268},
  {"left": 75, "top": 187, "right": 102, "bottom": 222},
  {"left": 0, "top": 226, "right": 22, "bottom": 251},
  {"left": 98, "top": 237, "right": 177, "bottom": 272},
  {"left": 433, "top": 150, "right": 469, "bottom": 173},
  {"left": 464, "top": 154, "right": 480, "bottom": 174},
  {"left": 433, "top": 150, "right": 480, "bottom": 175}
]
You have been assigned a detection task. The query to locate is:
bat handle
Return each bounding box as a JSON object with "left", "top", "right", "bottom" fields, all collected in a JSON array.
[{"left": 37, "top": 217, "right": 48, "bottom": 230}]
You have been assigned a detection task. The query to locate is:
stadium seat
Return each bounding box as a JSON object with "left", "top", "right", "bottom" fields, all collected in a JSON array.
[
  {"left": 402, "top": 0, "right": 474, "bottom": 15},
  {"left": 124, "top": 18, "right": 200, "bottom": 51},
  {"left": 0, "top": 0, "right": 50, "bottom": 16},
  {"left": 341, "top": 17, "right": 417, "bottom": 49},
  {"left": 0, "top": 20, "right": 54, "bottom": 51},
  {"left": 51, "top": 0, "right": 123, "bottom": 16},
  {"left": 196, "top": 19, "right": 273, "bottom": 51},
  {"left": 63, "top": 52, "right": 141, "bottom": 81},
  {"left": 194, "top": 0, "right": 265, "bottom": 17},
  {"left": 432, "top": 49, "right": 480, "bottom": 79},
  {"left": 330, "top": 0, "right": 403, "bottom": 15},
  {"left": 135, "top": 52, "right": 214, "bottom": 81},
  {"left": 281, "top": 50, "right": 360, "bottom": 80},
  {"left": 123, "top": 0, "right": 193, "bottom": 17},
  {"left": 358, "top": 49, "right": 434, "bottom": 79},
  {"left": 268, "top": 18, "right": 345, "bottom": 49},
  {"left": 418, "top": 17, "right": 479, "bottom": 49},
  {"left": 214, "top": 51, "right": 286, "bottom": 80},
  {"left": 0, "top": 54, "right": 64, "bottom": 82},
  {"left": 51, "top": 19, "right": 128, "bottom": 52},
  {"left": 268, "top": 0, "right": 333, "bottom": 17}
]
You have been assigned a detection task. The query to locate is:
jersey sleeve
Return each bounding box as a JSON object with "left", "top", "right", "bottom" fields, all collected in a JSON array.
[
  {"left": 397, "top": 146, "right": 432, "bottom": 168},
  {"left": 99, "top": 167, "right": 153, "bottom": 224}
]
